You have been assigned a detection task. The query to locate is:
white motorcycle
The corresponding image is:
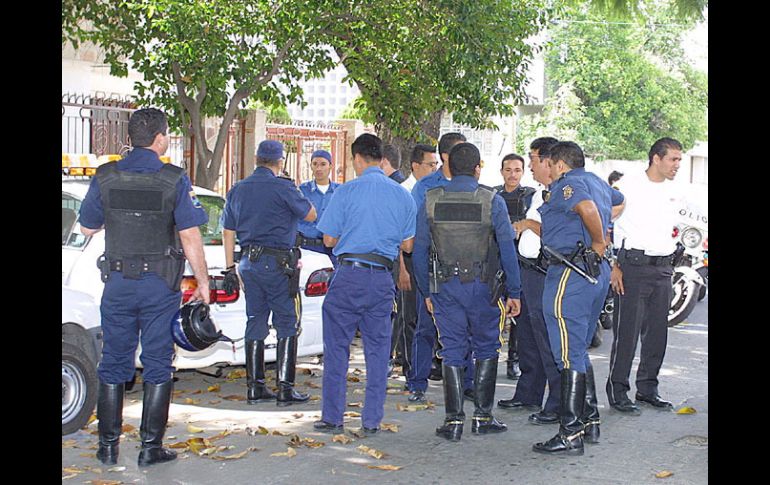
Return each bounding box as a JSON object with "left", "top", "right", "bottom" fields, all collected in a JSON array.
[{"left": 668, "top": 226, "right": 708, "bottom": 327}]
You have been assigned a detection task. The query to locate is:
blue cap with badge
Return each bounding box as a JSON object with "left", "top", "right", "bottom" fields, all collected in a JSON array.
[{"left": 256, "top": 140, "right": 284, "bottom": 160}]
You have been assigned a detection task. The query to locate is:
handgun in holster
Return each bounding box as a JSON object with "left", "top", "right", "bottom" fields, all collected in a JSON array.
[
  {"left": 581, "top": 248, "right": 602, "bottom": 279},
  {"left": 284, "top": 247, "right": 302, "bottom": 298},
  {"left": 162, "top": 246, "right": 186, "bottom": 292},
  {"left": 489, "top": 269, "right": 507, "bottom": 306}
]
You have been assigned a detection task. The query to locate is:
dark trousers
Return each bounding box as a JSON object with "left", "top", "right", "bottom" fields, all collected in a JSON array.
[
  {"left": 607, "top": 263, "right": 673, "bottom": 402},
  {"left": 321, "top": 264, "right": 395, "bottom": 428},
  {"left": 391, "top": 254, "right": 417, "bottom": 372},
  {"left": 239, "top": 254, "right": 300, "bottom": 341},
  {"left": 98, "top": 272, "right": 180, "bottom": 385},
  {"left": 513, "top": 266, "right": 561, "bottom": 413}
]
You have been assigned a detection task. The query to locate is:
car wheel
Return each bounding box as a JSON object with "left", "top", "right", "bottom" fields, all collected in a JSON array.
[{"left": 62, "top": 342, "right": 98, "bottom": 435}]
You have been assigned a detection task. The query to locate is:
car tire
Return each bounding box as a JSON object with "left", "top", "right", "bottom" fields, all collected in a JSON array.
[{"left": 62, "top": 342, "right": 98, "bottom": 435}]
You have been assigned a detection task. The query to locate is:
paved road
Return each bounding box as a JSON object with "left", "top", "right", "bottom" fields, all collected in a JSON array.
[{"left": 62, "top": 296, "right": 708, "bottom": 484}]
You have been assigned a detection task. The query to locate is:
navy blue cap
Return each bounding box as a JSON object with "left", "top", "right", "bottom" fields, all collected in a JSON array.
[
  {"left": 311, "top": 149, "right": 332, "bottom": 163},
  {"left": 257, "top": 140, "right": 284, "bottom": 160}
]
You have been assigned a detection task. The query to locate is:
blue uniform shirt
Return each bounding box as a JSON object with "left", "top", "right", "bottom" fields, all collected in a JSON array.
[
  {"left": 413, "top": 175, "right": 522, "bottom": 298},
  {"left": 389, "top": 170, "right": 406, "bottom": 184},
  {"left": 221, "top": 166, "right": 312, "bottom": 249},
  {"left": 411, "top": 167, "right": 449, "bottom": 210},
  {"left": 539, "top": 167, "right": 624, "bottom": 254},
  {"left": 317, "top": 166, "right": 416, "bottom": 262},
  {"left": 297, "top": 180, "right": 340, "bottom": 238},
  {"left": 79, "top": 147, "right": 207, "bottom": 231}
]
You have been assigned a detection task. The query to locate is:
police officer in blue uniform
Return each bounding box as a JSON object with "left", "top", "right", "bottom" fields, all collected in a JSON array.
[
  {"left": 313, "top": 134, "right": 416, "bottom": 434},
  {"left": 407, "top": 132, "right": 476, "bottom": 403},
  {"left": 79, "top": 108, "right": 211, "bottom": 467},
  {"left": 221, "top": 140, "right": 317, "bottom": 407},
  {"left": 533, "top": 141, "right": 624, "bottom": 455},
  {"left": 414, "top": 142, "right": 522, "bottom": 441},
  {"left": 494, "top": 153, "right": 536, "bottom": 381},
  {"left": 297, "top": 149, "right": 340, "bottom": 266}
]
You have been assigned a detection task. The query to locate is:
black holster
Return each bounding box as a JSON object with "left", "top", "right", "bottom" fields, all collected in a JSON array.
[
  {"left": 285, "top": 248, "right": 301, "bottom": 298},
  {"left": 489, "top": 269, "right": 506, "bottom": 305},
  {"left": 582, "top": 249, "right": 602, "bottom": 279}
]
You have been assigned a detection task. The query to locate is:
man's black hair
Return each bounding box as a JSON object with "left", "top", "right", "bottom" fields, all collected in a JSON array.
[
  {"left": 448, "top": 142, "right": 480, "bottom": 176},
  {"left": 549, "top": 141, "right": 585, "bottom": 169},
  {"left": 438, "top": 132, "right": 467, "bottom": 155},
  {"left": 500, "top": 153, "right": 525, "bottom": 170},
  {"left": 529, "top": 136, "right": 559, "bottom": 154},
  {"left": 410, "top": 144, "right": 436, "bottom": 164},
  {"left": 382, "top": 144, "right": 401, "bottom": 169},
  {"left": 648, "top": 137, "right": 683, "bottom": 166},
  {"left": 608, "top": 170, "right": 624, "bottom": 185},
  {"left": 128, "top": 108, "right": 168, "bottom": 147},
  {"left": 351, "top": 133, "right": 383, "bottom": 162},
  {"left": 257, "top": 156, "right": 281, "bottom": 166}
]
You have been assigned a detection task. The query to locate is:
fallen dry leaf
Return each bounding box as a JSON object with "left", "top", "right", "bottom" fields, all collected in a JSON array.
[
  {"left": 287, "top": 435, "right": 325, "bottom": 449},
  {"left": 226, "top": 369, "right": 247, "bottom": 379},
  {"left": 271, "top": 430, "right": 290, "bottom": 436},
  {"left": 344, "top": 412, "right": 362, "bottom": 418},
  {"left": 676, "top": 407, "right": 697, "bottom": 415},
  {"left": 211, "top": 450, "right": 250, "bottom": 461},
  {"left": 304, "top": 381, "right": 321, "bottom": 389},
  {"left": 396, "top": 402, "right": 432, "bottom": 412},
  {"left": 209, "top": 430, "right": 233, "bottom": 442},
  {"left": 186, "top": 437, "right": 214, "bottom": 454},
  {"left": 367, "top": 465, "right": 403, "bottom": 471},
  {"left": 270, "top": 447, "right": 298, "bottom": 457},
  {"left": 208, "top": 400, "right": 222, "bottom": 405},
  {"left": 168, "top": 441, "right": 191, "bottom": 450},
  {"left": 357, "top": 445, "right": 387, "bottom": 459},
  {"left": 184, "top": 398, "right": 201, "bottom": 405},
  {"left": 79, "top": 453, "right": 97, "bottom": 458},
  {"left": 190, "top": 389, "right": 203, "bottom": 395},
  {"left": 62, "top": 474, "right": 78, "bottom": 480},
  {"left": 62, "top": 439, "right": 78, "bottom": 448},
  {"left": 207, "top": 384, "right": 221, "bottom": 392},
  {"left": 292, "top": 413, "right": 305, "bottom": 419},
  {"left": 380, "top": 423, "right": 399, "bottom": 433},
  {"left": 221, "top": 394, "right": 247, "bottom": 401},
  {"left": 655, "top": 471, "right": 674, "bottom": 478},
  {"left": 332, "top": 434, "right": 354, "bottom": 444},
  {"left": 347, "top": 402, "right": 363, "bottom": 408},
  {"left": 62, "top": 467, "right": 83, "bottom": 474},
  {"left": 87, "top": 414, "right": 97, "bottom": 426},
  {"left": 187, "top": 424, "right": 205, "bottom": 434},
  {"left": 347, "top": 376, "right": 361, "bottom": 383},
  {"left": 309, "top": 395, "right": 321, "bottom": 401},
  {"left": 121, "top": 424, "right": 136, "bottom": 433},
  {"left": 173, "top": 390, "right": 186, "bottom": 397}
]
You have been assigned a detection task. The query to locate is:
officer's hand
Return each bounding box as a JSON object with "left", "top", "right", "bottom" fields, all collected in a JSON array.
[
  {"left": 591, "top": 239, "right": 607, "bottom": 256},
  {"left": 610, "top": 265, "right": 624, "bottom": 296},
  {"left": 190, "top": 285, "right": 211, "bottom": 305},
  {"left": 221, "top": 267, "right": 240, "bottom": 295},
  {"left": 397, "top": 266, "right": 412, "bottom": 291},
  {"left": 505, "top": 298, "right": 521, "bottom": 317},
  {"left": 512, "top": 220, "right": 526, "bottom": 238},
  {"left": 425, "top": 297, "right": 434, "bottom": 314}
]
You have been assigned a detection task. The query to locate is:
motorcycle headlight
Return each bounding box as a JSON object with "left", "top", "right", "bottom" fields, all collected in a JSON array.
[{"left": 681, "top": 227, "right": 702, "bottom": 248}]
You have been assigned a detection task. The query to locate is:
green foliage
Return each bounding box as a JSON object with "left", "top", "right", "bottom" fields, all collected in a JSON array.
[
  {"left": 520, "top": 5, "right": 707, "bottom": 160},
  {"left": 246, "top": 98, "right": 292, "bottom": 124},
  {"left": 337, "top": 96, "right": 376, "bottom": 125}
]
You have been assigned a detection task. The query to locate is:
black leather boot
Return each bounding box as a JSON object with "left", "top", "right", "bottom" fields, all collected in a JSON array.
[
  {"left": 472, "top": 358, "right": 507, "bottom": 434},
  {"left": 583, "top": 365, "right": 600, "bottom": 444},
  {"left": 435, "top": 364, "right": 465, "bottom": 441},
  {"left": 246, "top": 340, "right": 276, "bottom": 404},
  {"left": 429, "top": 354, "right": 443, "bottom": 381},
  {"left": 276, "top": 336, "right": 310, "bottom": 407},
  {"left": 137, "top": 380, "right": 177, "bottom": 467},
  {"left": 533, "top": 369, "right": 585, "bottom": 456},
  {"left": 96, "top": 382, "right": 124, "bottom": 465}
]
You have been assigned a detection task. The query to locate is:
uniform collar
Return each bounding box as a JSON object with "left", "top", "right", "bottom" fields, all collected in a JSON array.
[
  {"left": 447, "top": 175, "right": 478, "bottom": 189},
  {"left": 254, "top": 166, "right": 276, "bottom": 177},
  {"left": 309, "top": 179, "right": 336, "bottom": 192},
  {"left": 121, "top": 147, "right": 163, "bottom": 168},
  {"left": 564, "top": 167, "right": 586, "bottom": 177},
  {"left": 362, "top": 166, "right": 385, "bottom": 177}
]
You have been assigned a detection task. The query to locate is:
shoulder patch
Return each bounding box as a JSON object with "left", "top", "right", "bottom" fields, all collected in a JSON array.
[
  {"left": 543, "top": 190, "right": 551, "bottom": 202},
  {"left": 562, "top": 185, "right": 574, "bottom": 200},
  {"left": 189, "top": 190, "right": 203, "bottom": 209}
]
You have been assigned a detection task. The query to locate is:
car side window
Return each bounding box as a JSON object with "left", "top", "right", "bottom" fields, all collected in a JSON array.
[{"left": 62, "top": 193, "right": 89, "bottom": 248}]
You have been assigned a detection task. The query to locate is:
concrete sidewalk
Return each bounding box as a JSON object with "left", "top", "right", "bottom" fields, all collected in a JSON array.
[{"left": 62, "top": 300, "right": 708, "bottom": 484}]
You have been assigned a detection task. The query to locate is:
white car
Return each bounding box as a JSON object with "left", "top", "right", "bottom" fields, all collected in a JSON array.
[{"left": 62, "top": 177, "right": 333, "bottom": 370}]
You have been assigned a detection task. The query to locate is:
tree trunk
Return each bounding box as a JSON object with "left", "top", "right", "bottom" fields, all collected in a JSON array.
[{"left": 379, "top": 110, "right": 443, "bottom": 177}]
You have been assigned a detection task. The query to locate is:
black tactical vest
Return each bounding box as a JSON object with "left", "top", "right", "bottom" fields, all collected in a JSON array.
[
  {"left": 96, "top": 162, "right": 184, "bottom": 264},
  {"left": 426, "top": 186, "right": 495, "bottom": 279},
  {"left": 494, "top": 185, "right": 536, "bottom": 223}
]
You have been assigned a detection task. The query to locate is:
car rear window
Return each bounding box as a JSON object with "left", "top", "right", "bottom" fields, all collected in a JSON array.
[{"left": 198, "top": 195, "right": 224, "bottom": 246}]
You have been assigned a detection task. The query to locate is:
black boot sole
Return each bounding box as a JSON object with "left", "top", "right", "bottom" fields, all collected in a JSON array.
[
  {"left": 471, "top": 426, "right": 508, "bottom": 434},
  {"left": 532, "top": 445, "right": 585, "bottom": 456},
  {"left": 435, "top": 427, "right": 463, "bottom": 441}
]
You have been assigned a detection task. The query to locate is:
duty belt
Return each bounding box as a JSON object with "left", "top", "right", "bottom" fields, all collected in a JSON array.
[
  {"left": 337, "top": 252, "right": 394, "bottom": 271},
  {"left": 618, "top": 248, "right": 674, "bottom": 267},
  {"left": 108, "top": 258, "right": 166, "bottom": 273},
  {"left": 295, "top": 234, "right": 325, "bottom": 247},
  {"left": 242, "top": 245, "right": 292, "bottom": 261}
]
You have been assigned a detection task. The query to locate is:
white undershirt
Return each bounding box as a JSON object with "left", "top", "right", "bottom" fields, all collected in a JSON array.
[
  {"left": 613, "top": 171, "right": 681, "bottom": 256},
  {"left": 316, "top": 183, "right": 330, "bottom": 194},
  {"left": 517, "top": 187, "right": 544, "bottom": 259},
  {"left": 401, "top": 174, "right": 417, "bottom": 192}
]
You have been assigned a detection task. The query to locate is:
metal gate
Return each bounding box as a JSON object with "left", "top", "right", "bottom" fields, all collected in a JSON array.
[{"left": 266, "top": 121, "right": 348, "bottom": 184}]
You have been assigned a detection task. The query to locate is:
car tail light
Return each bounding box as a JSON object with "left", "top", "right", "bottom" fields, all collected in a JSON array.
[
  {"left": 181, "top": 275, "right": 239, "bottom": 304},
  {"left": 671, "top": 226, "right": 679, "bottom": 238},
  {"left": 305, "top": 268, "right": 334, "bottom": 297},
  {"left": 703, "top": 238, "right": 708, "bottom": 250}
]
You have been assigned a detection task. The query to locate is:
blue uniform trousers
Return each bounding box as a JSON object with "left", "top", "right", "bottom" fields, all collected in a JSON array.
[
  {"left": 543, "top": 262, "right": 609, "bottom": 373},
  {"left": 406, "top": 290, "right": 475, "bottom": 391},
  {"left": 431, "top": 277, "right": 505, "bottom": 367},
  {"left": 98, "top": 272, "right": 180, "bottom": 385},
  {"left": 515, "top": 265, "right": 561, "bottom": 413},
  {"left": 321, "top": 264, "right": 396, "bottom": 428},
  {"left": 239, "top": 254, "right": 301, "bottom": 341}
]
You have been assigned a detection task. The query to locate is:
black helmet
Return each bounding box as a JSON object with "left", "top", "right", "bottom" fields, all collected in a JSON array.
[{"left": 171, "top": 301, "right": 231, "bottom": 352}]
